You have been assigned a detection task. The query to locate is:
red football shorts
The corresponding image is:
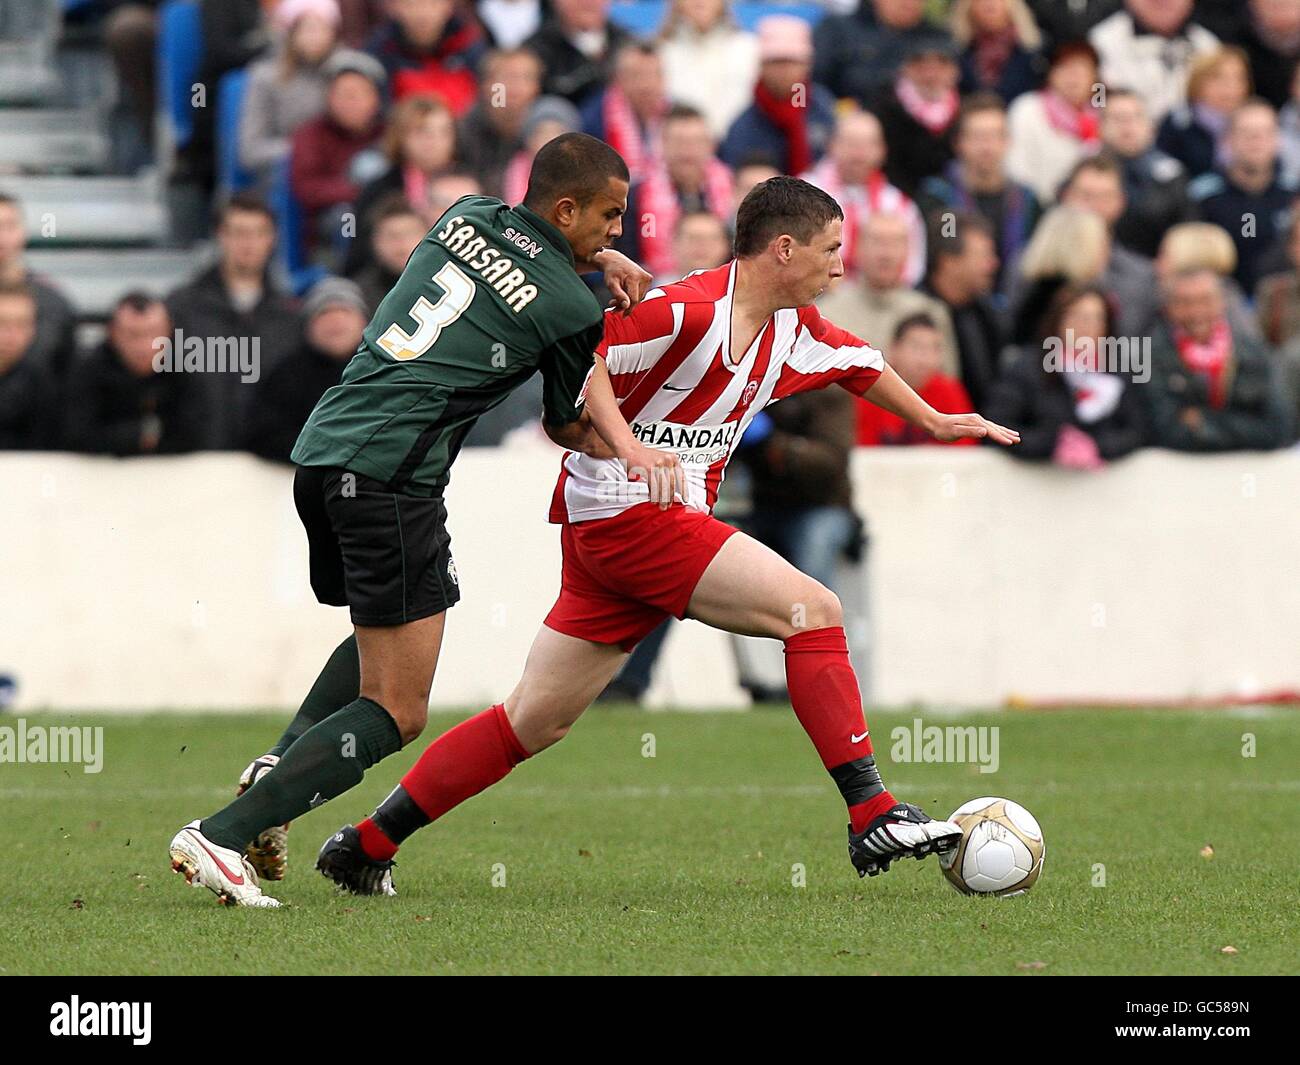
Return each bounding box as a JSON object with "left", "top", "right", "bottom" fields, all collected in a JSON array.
[{"left": 544, "top": 502, "right": 739, "bottom": 651}]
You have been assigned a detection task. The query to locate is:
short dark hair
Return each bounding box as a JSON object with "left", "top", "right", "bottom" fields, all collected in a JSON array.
[
  {"left": 733, "top": 176, "right": 843, "bottom": 258},
  {"left": 216, "top": 192, "right": 275, "bottom": 227},
  {"left": 1059, "top": 152, "right": 1123, "bottom": 197},
  {"left": 955, "top": 91, "right": 1006, "bottom": 135},
  {"left": 673, "top": 209, "right": 729, "bottom": 238},
  {"left": 368, "top": 192, "right": 424, "bottom": 231},
  {"left": 664, "top": 103, "right": 708, "bottom": 126},
  {"left": 892, "top": 312, "right": 939, "bottom": 344},
  {"left": 926, "top": 209, "right": 994, "bottom": 274},
  {"left": 522, "top": 132, "right": 630, "bottom": 211},
  {"left": 114, "top": 290, "right": 165, "bottom": 316},
  {"left": 1039, "top": 282, "right": 1116, "bottom": 345}
]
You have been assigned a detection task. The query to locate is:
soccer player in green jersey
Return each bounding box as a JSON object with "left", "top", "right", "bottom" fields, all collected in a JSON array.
[{"left": 169, "top": 134, "right": 682, "bottom": 907}]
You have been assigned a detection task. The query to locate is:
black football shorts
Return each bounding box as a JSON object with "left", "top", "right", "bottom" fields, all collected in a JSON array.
[{"left": 293, "top": 465, "right": 460, "bottom": 626}]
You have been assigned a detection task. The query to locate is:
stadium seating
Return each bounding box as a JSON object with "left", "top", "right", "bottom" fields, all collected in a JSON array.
[{"left": 0, "top": 173, "right": 168, "bottom": 246}]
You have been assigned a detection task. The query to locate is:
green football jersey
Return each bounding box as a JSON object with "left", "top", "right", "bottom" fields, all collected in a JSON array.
[{"left": 291, "top": 195, "right": 604, "bottom": 496}]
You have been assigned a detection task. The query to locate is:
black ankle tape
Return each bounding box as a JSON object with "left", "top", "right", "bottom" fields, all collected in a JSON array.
[{"left": 829, "top": 756, "right": 884, "bottom": 806}]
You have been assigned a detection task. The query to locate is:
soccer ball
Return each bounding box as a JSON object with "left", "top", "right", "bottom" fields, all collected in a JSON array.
[{"left": 939, "top": 797, "right": 1044, "bottom": 896}]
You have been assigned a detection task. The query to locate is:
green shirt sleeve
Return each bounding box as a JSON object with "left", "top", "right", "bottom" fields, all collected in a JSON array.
[{"left": 540, "top": 320, "right": 602, "bottom": 427}]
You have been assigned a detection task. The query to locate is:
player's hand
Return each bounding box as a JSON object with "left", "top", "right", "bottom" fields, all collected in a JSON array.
[
  {"left": 620, "top": 442, "right": 685, "bottom": 509},
  {"left": 930, "top": 412, "right": 1020, "bottom": 446},
  {"left": 596, "top": 249, "right": 653, "bottom": 314}
]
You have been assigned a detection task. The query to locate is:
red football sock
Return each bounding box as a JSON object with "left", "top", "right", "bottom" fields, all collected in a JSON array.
[
  {"left": 356, "top": 704, "right": 529, "bottom": 860},
  {"left": 783, "top": 625, "right": 894, "bottom": 833}
]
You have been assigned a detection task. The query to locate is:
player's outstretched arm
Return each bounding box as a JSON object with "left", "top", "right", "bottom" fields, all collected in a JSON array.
[{"left": 865, "top": 364, "right": 1021, "bottom": 446}]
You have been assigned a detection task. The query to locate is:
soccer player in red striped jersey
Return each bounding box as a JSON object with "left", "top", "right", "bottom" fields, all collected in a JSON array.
[{"left": 318, "top": 177, "right": 1020, "bottom": 891}]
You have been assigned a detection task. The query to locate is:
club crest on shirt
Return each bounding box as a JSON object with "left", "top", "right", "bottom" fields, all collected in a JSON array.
[{"left": 741, "top": 381, "right": 760, "bottom": 407}]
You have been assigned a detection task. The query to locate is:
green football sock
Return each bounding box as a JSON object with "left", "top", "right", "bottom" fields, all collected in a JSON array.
[
  {"left": 267, "top": 635, "right": 360, "bottom": 759},
  {"left": 201, "top": 697, "right": 401, "bottom": 852}
]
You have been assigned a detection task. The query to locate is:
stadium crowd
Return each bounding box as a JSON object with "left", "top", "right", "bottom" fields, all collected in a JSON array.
[{"left": 2, "top": 0, "right": 1299, "bottom": 469}]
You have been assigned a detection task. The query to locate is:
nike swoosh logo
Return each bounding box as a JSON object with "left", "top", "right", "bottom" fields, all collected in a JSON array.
[
  {"left": 662, "top": 384, "right": 692, "bottom": 391},
  {"left": 851, "top": 731, "right": 869, "bottom": 743},
  {"left": 191, "top": 832, "right": 245, "bottom": 885}
]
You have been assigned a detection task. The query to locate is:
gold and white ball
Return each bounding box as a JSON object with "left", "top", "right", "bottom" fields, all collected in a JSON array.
[{"left": 939, "top": 797, "right": 1045, "bottom": 896}]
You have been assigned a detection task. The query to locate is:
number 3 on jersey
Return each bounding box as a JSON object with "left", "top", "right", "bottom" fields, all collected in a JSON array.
[{"left": 377, "top": 261, "right": 476, "bottom": 361}]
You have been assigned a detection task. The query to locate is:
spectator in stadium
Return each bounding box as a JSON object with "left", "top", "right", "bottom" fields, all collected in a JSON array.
[
  {"left": 0, "top": 195, "right": 76, "bottom": 385},
  {"left": 581, "top": 43, "right": 670, "bottom": 184},
  {"left": 1145, "top": 268, "right": 1292, "bottom": 450},
  {"left": 950, "top": 0, "right": 1045, "bottom": 104},
  {"left": 166, "top": 195, "right": 303, "bottom": 450},
  {"left": 1156, "top": 47, "right": 1253, "bottom": 179},
  {"left": 245, "top": 278, "right": 369, "bottom": 462},
  {"left": 1005, "top": 40, "right": 1104, "bottom": 204},
  {"left": 1281, "top": 63, "right": 1300, "bottom": 185},
  {"left": 337, "top": 0, "right": 388, "bottom": 48},
  {"left": 1255, "top": 211, "right": 1300, "bottom": 346},
  {"left": 501, "top": 96, "right": 584, "bottom": 205},
  {"left": 352, "top": 195, "right": 429, "bottom": 313},
  {"left": 856, "top": 313, "right": 975, "bottom": 445},
  {"left": 1024, "top": 0, "right": 1119, "bottom": 54},
  {"left": 0, "top": 283, "right": 56, "bottom": 450},
  {"left": 290, "top": 50, "right": 387, "bottom": 258},
  {"left": 64, "top": 294, "right": 203, "bottom": 456},
  {"left": 363, "top": 0, "right": 484, "bottom": 111},
  {"left": 345, "top": 94, "right": 457, "bottom": 274},
  {"left": 921, "top": 211, "right": 1004, "bottom": 409},
  {"left": 1006, "top": 204, "right": 1108, "bottom": 344},
  {"left": 524, "top": 0, "right": 634, "bottom": 108},
  {"left": 457, "top": 49, "right": 543, "bottom": 198},
  {"left": 736, "top": 384, "right": 861, "bottom": 597},
  {"left": 1236, "top": 0, "right": 1300, "bottom": 110},
  {"left": 181, "top": 0, "right": 272, "bottom": 198},
  {"left": 818, "top": 212, "right": 960, "bottom": 376},
  {"left": 1156, "top": 222, "right": 1261, "bottom": 340},
  {"left": 667, "top": 210, "right": 733, "bottom": 281},
  {"left": 103, "top": 2, "right": 159, "bottom": 172},
  {"left": 620, "top": 105, "right": 734, "bottom": 278},
  {"left": 731, "top": 159, "right": 782, "bottom": 218},
  {"left": 475, "top": 0, "right": 543, "bottom": 49},
  {"left": 985, "top": 283, "right": 1147, "bottom": 467},
  {"left": 238, "top": 0, "right": 345, "bottom": 195},
  {"left": 1088, "top": 0, "right": 1219, "bottom": 122},
  {"left": 813, "top": 0, "right": 940, "bottom": 106},
  {"left": 1055, "top": 155, "right": 1160, "bottom": 337},
  {"left": 1189, "top": 99, "right": 1300, "bottom": 294},
  {"left": 872, "top": 37, "right": 962, "bottom": 195},
  {"left": 920, "top": 93, "right": 1040, "bottom": 291},
  {"left": 802, "top": 110, "right": 926, "bottom": 285},
  {"left": 1101, "top": 89, "right": 1191, "bottom": 258},
  {"left": 719, "top": 15, "right": 836, "bottom": 176},
  {"left": 424, "top": 170, "right": 483, "bottom": 223},
  {"left": 657, "top": 0, "right": 759, "bottom": 140}
]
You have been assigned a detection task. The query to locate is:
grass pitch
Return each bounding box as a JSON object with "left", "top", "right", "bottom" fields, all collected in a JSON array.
[{"left": 0, "top": 706, "right": 1296, "bottom": 975}]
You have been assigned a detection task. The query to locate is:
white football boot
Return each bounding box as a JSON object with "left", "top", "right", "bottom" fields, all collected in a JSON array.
[
  {"left": 847, "top": 802, "right": 964, "bottom": 877},
  {"left": 237, "top": 754, "right": 289, "bottom": 881},
  {"left": 169, "top": 821, "right": 282, "bottom": 907}
]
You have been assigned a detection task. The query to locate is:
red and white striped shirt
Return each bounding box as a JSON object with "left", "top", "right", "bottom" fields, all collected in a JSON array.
[{"left": 549, "top": 261, "right": 885, "bottom": 524}]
